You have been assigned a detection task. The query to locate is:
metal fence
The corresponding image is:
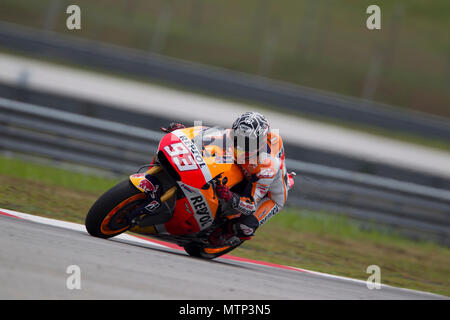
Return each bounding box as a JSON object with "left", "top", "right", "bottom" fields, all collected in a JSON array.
[
  {"left": 1, "top": 21, "right": 450, "bottom": 142},
  {"left": 1, "top": 97, "right": 449, "bottom": 245}
]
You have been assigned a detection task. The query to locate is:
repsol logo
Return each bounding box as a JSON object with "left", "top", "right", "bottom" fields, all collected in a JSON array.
[
  {"left": 259, "top": 204, "right": 280, "bottom": 225},
  {"left": 190, "top": 195, "right": 213, "bottom": 228},
  {"left": 179, "top": 135, "right": 206, "bottom": 168}
]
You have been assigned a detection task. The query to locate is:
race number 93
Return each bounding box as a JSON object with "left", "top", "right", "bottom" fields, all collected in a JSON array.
[{"left": 164, "top": 142, "right": 197, "bottom": 172}]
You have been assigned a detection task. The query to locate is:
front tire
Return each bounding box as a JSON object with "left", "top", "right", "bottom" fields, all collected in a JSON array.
[{"left": 85, "top": 180, "right": 146, "bottom": 239}]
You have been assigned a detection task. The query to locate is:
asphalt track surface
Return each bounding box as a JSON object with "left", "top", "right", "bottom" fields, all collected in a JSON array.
[{"left": 0, "top": 211, "right": 446, "bottom": 300}]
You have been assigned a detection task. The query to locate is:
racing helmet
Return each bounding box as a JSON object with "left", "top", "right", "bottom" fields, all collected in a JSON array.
[{"left": 231, "top": 112, "right": 269, "bottom": 162}]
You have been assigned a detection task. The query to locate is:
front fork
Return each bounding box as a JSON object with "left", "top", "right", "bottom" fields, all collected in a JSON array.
[{"left": 127, "top": 165, "right": 177, "bottom": 224}]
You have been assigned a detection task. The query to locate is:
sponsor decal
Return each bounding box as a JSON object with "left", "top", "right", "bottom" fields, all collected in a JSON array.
[
  {"left": 138, "top": 179, "right": 159, "bottom": 198},
  {"left": 238, "top": 199, "right": 255, "bottom": 215},
  {"left": 190, "top": 195, "right": 213, "bottom": 228},
  {"left": 179, "top": 182, "right": 213, "bottom": 229},
  {"left": 257, "top": 208, "right": 268, "bottom": 220},
  {"left": 181, "top": 184, "right": 195, "bottom": 193},
  {"left": 255, "top": 184, "right": 269, "bottom": 198},
  {"left": 259, "top": 204, "right": 280, "bottom": 225},
  {"left": 145, "top": 200, "right": 160, "bottom": 213}
]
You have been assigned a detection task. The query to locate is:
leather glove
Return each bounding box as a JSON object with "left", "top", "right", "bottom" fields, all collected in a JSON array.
[
  {"left": 216, "top": 184, "right": 234, "bottom": 202},
  {"left": 161, "top": 122, "right": 185, "bottom": 133}
]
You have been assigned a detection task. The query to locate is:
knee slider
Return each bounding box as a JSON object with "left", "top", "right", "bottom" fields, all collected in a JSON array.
[{"left": 231, "top": 214, "right": 259, "bottom": 238}]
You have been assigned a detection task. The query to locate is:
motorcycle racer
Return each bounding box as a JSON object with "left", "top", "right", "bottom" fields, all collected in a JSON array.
[{"left": 162, "top": 112, "right": 294, "bottom": 248}]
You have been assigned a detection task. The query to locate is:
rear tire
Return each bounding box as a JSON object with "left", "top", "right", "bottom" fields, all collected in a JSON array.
[{"left": 85, "top": 180, "right": 145, "bottom": 239}]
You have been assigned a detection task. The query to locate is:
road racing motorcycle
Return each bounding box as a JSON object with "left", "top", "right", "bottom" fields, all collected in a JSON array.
[{"left": 86, "top": 126, "right": 262, "bottom": 259}]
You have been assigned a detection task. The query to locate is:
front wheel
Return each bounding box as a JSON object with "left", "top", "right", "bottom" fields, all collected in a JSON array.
[{"left": 85, "top": 180, "right": 146, "bottom": 238}]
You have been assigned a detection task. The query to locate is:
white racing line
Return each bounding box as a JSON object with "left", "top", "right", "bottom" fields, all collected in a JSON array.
[
  {"left": 0, "top": 207, "right": 444, "bottom": 299},
  {"left": 1, "top": 53, "right": 450, "bottom": 178}
]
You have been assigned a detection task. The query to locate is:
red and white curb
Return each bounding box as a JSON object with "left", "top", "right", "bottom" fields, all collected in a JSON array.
[{"left": 0, "top": 207, "right": 444, "bottom": 298}]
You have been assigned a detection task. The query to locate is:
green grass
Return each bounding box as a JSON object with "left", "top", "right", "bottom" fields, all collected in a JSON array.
[
  {"left": 0, "top": 156, "right": 120, "bottom": 193},
  {"left": 0, "top": 0, "right": 449, "bottom": 118},
  {"left": 0, "top": 155, "right": 449, "bottom": 297}
]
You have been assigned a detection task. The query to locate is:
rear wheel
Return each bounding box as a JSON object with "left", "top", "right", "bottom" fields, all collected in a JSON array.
[{"left": 85, "top": 180, "right": 146, "bottom": 238}]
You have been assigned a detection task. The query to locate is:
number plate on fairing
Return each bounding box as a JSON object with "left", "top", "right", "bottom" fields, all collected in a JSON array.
[{"left": 158, "top": 130, "right": 212, "bottom": 189}]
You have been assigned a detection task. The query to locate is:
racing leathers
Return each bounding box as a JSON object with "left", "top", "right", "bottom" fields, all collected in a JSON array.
[{"left": 209, "top": 129, "right": 293, "bottom": 246}]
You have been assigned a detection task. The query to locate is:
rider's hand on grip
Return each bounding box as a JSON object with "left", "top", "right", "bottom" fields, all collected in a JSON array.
[{"left": 215, "top": 184, "right": 233, "bottom": 202}]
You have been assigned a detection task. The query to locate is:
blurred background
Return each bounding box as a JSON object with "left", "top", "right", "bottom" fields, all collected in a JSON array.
[
  {"left": 0, "top": 0, "right": 449, "bottom": 296},
  {"left": 1, "top": 0, "right": 449, "bottom": 116}
]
